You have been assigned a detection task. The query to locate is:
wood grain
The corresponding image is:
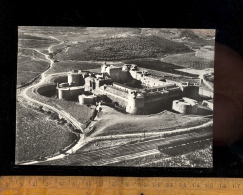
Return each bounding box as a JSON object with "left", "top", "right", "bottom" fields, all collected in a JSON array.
[{"left": 0, "top": 176, "right": 242, "bottom": 195}]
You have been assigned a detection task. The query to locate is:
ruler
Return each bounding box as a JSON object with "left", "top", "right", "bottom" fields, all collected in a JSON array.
[{"left": 0, "top": 176, "right": 242, "bottom": 195}]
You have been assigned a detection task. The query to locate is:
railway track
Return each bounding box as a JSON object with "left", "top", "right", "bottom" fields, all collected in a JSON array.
[{"left": 35, "top": 131, "right": 212, "bottom": 166}]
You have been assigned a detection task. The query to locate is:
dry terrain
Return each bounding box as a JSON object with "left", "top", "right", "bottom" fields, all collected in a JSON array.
[
  {"left": 15, "top": 102, "right": 79, "bottom": 163},
  {"left": 17, "top": 55, "right": 49, "bottom": 87},
  {"left": 88, "top": 106, "right": 211, "bottom": 136}
]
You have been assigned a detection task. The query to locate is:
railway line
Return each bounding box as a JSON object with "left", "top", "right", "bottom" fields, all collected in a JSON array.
[
  {"left": 17, "top": 36, "right": 213, "bottom": 166},
  {"left": 35, "top": 131, "right": 212, "bottom": 166}
]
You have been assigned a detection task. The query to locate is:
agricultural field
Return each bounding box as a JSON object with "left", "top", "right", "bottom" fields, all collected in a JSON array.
[
  {"left": 16, "top": 27, "right": 214, "bottom": 167},
  {"left": 162, "top": 52, "right": 214, "bottom": 69},
  {"left": 15, "top": 102, "right": 79, "bottom": 163},
  {"left": 182, "top": 39, "right": 215, "bottom": 50},
  {"left": 46, "top": 61, "right": 102, "bottom": 74},
  {"left": 17, "top": 56, "right": 49, "bottom": 87},
  {"left": 122, "top": 58, "right": 183, "bottom": 73},
  {"left": 90, "top": 106, "right": 211, "bottom": 136},
  {"left": 17, "top": 34, "right": 58, "bottom": 87},
  {"left": 54, "top": 35, "right": 192, "bottom": 61},
  {"left": 18, "top": 34, "right": 59, "bottom": 49},
  {"left": 18, "top": 48, "right": 47, "bottom": 60}
]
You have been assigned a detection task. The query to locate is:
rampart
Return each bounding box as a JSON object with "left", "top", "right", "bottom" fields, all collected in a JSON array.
[{"left": 93, "top": 87, "right": 128, "bottom": 108}]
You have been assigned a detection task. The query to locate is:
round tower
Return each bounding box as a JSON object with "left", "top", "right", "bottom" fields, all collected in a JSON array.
[
  {"left": 67, "top": 70, "right": 84, "bottom": 86},
  {"left": 126, "top": 92, "right": 145, "bottom": 114}
]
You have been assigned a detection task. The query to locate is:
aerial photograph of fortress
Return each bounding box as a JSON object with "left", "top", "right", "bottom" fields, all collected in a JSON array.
[{"left": 16, "top": 27, "right": 215, "bottom": 167}]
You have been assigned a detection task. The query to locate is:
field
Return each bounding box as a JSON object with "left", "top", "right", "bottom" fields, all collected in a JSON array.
[
  {"left": 19, "top": 27, "right": 141, "bottom": 43},
  {"left": 18, "top": 48, "right": 47, "bottom": 60},
  {"left": 18, "top": 34, "right": 58, "bottom": 49},
  {"left": 16, "top": 27, "right": 214, "bottom": 166},
  {"left": 46, "top": 61, "right": 102, "bottom": 74},
  {"left": 111, "top": 144, "right": 212, "bottom": 168},
  {"left": 162, "top": 52, "right": 214, "bottom": 69},
  {"left": 182, "top": 39, "right": 215, "bottom": 50},
  {"left": 89, "top": 106, "right": 211, "bottom": 136},
  {"left": 122, "top": 58, "right": 183, "bottom": 73},
  {"left": 17, "top": 56, "right": 49, "bottom": 87},
  {"left": 15, "top": 102, "right": 79, "bottom": 163},
  {"left": 26, "top": 86, "right": 94, "bottom": 126},
  {"left": 54, "top": 35, "right": 192, "bottom": 61}
]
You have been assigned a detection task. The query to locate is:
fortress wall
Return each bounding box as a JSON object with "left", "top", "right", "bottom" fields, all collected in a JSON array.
[
  {"left": 109, "top": 68, "right": 122, "bottom": 81},
  {"left": 57, "top": 89, "right": 70, "bottom": 100},
  {"left": 79, "top": 95, "right": 96, "bottom": 105},
  {"left": 93, "top": 88, "right": 128, "bottom": 107},
  {"left": 183, "top": 86, "right": 199, "bottom": 99},
  {"left": 53, "top": 76, "right": 68, "bottom": 84},
  {"left": 130, "top": 70, "right": 137, "bottom": 79},
  {"left": 119, "top": 70, "right": 133, "bottom": 83},
  {"left": 113, "top": 83, "right": 134, "bottom": 93},
  {"left": 69, "top": 87, "right": 84, "bottom": 97},
  {"left": 138, "top": 75, "right": 168, "bottom": 87},
  {"left": 126, "top": 96, "right": 145, "bottom": 114},
  {"left": 146, "top": 84, "right": 176, "bottom": 92},
  {"left": 68, "top": 73, "right": 84, "bottom": 86},
  {"left": 172, "top": 100, "right": 198, "bottom": 114},
  {"left": 95, "top": 78, "right": 111, "bottom": 87},
  {"left": 136, "top": 72, "right": 142, "bottom": 80},
  {"left": 143, "top": 88, "right": 182, "bottom": 113},
  {"left": 57, "top": 87, "right": 84, "bottom": 100},
  {"left": 105, "top": 86, "right": 129, "bottom": 99},
  {"left": 199, "top": 88, "right": 214, "bottom": 98},
  {"left": 172, "top": 101, "right": 188, "bottom": 114},
  {"left": 143, "top": 92, "right": 167, "bottom": 113}
]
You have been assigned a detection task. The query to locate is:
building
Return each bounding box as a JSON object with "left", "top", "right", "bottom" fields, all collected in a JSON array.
[
  {"left": 172, "top": 97, "right": 198, "bottom": 114},
  {"left": 202, "top": 99, "right": 213, "bottom": 110},
  {"left": 55, "top": 62, "right": 207, "bottom": 115}
]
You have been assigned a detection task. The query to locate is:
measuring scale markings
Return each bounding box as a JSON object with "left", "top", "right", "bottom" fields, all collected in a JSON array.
[{"left": 0, "top": 176, "right": 242, "bottom": 195}]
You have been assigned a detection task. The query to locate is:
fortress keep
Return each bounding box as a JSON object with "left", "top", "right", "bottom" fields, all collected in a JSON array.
[
  {"left": 56, "top": 62, "right": 201, "bottom": 114},
  {"left": 172, "top": 97, "right": 198, "bottom": 114}
]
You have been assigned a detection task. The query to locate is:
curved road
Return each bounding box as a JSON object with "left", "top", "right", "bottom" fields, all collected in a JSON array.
[
  {"left": 18, "top": 37, "right": 213, "bottom": 165},
  {"left": 19, "top": 38, "right": 84, "bottom": 135}
]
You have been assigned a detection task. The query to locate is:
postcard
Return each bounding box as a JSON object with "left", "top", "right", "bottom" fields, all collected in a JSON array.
[{"left": 16, "top": 27, "right": 215, "bottom": 167}]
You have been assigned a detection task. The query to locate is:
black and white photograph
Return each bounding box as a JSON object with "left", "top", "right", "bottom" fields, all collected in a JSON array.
[{"left": 16, "top": 27, "right": 215, "bottom": 167}]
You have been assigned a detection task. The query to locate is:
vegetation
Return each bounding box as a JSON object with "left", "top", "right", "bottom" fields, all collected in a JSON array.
[
  {"left": 15, "top": 102, "right": 79, "bottom": 163},
  {"left": 17, "top": 56, "right": 49, "bottom": 87},
  {"left": 122, "top": 58, "right": 183, "bottom": 73},
  {"left": 162, "top": 52, "right": 214, "bottom": 70},
  {"left": 18, "top": 48, "right": 47, "bottom": 60},
  {"left": 46, "top": 61, "right": 102, "bottom": 74},
  {"left": 18, "top": 34, "right": 58, "bottom": 49},
  {"left": 55, "top": 35, "right": 192, "bottom": 61},
  {"left": 26, "top": 85, "right": 94, "bottom": 126},
  {"left": 112, "top": 143, "right": 212, "bottom": 168}
]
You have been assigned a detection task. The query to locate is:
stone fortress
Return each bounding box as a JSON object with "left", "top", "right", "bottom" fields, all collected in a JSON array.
[{"left": 56, "top": 62, "right": 210, "bottom": 115}]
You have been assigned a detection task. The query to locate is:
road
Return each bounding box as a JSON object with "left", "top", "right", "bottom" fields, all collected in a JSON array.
[
  {"left": 20, "top": 116, "right": 212, "bottom": 165},
  {"left": 85, "top": 119, "right": 213, "bottom": 142},
  {"left": 17, "top": 37, "right": 213, "bottom": 166},
  {"left": 20, "top": 38, "right": 83, "bottom": 130},
  {"left": 34, "top": 131, "right": 212, "bottom": 166},
  {"left": 18, "top": 37, "right": 83, "bottom": 131}
]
